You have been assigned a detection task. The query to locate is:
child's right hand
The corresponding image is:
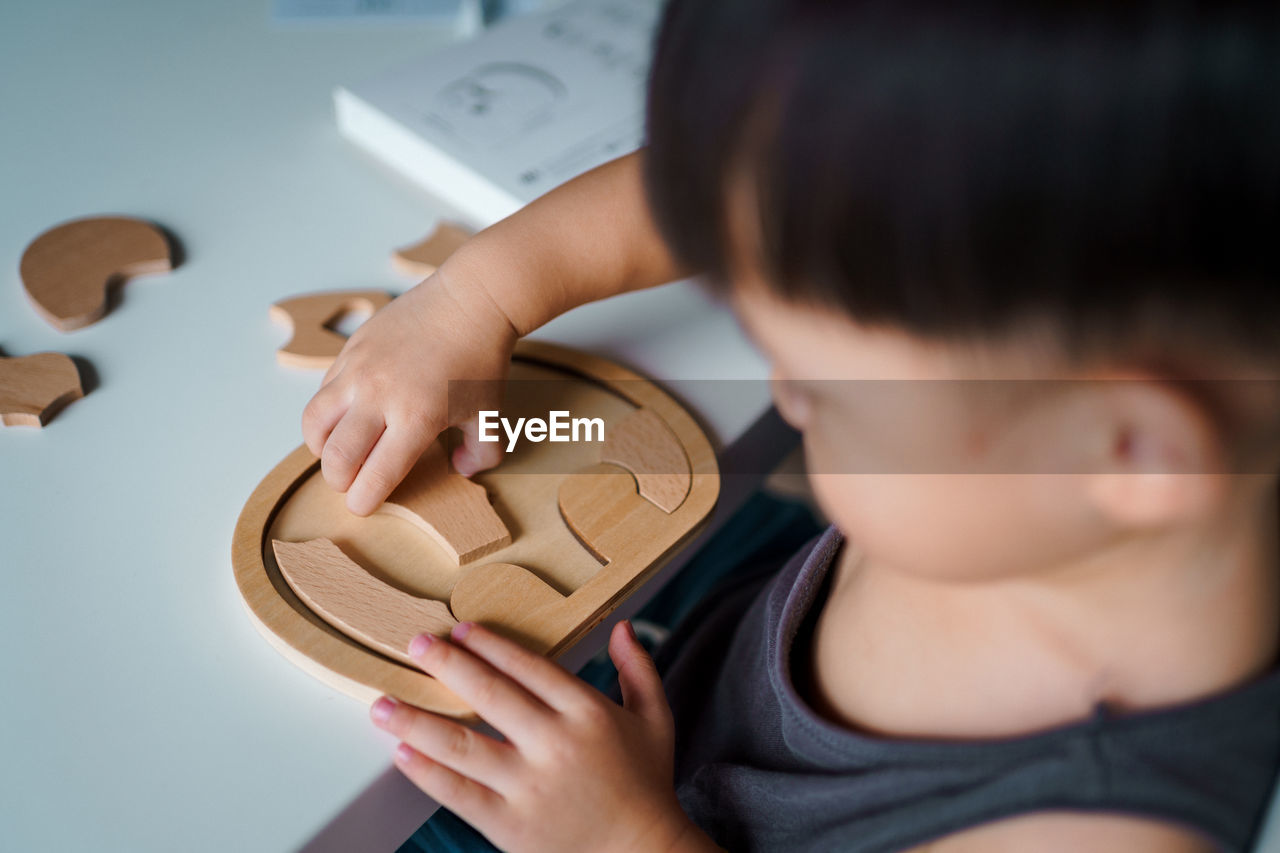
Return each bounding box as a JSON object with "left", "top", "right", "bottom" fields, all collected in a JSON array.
[
  {"left": 302, "top": 153, "right": 685, "bottom": 516},
  {"left": 301, "top": 267, "right": 518, "bottom": 516}
]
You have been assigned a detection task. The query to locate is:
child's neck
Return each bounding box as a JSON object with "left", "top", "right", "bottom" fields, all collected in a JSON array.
[{"left": 804, "top": 487, "right": 1280, "bottom": 740}]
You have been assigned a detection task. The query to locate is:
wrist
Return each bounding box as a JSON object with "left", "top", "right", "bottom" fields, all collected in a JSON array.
[
  {"left": 619, "top": 800, "right": 719, "bottom": 853},
  {"left": 658, "top": 815, "right": 722, "bottom": 853},
  {"left": 436, "top": 229, "right": 556, "bottom": 339},
  {"left": 426, "top": 253, "right": 521, "bottom": 346}
]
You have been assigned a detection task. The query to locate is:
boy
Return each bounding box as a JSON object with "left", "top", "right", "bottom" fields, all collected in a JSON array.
[{"left": 304, "top": 1, "right": 1280, "bottom": 850}]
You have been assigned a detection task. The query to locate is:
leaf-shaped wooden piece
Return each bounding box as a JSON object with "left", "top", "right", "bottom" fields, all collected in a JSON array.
[{"left": 273, "top": 538, "right": 457, "bottom": 667}]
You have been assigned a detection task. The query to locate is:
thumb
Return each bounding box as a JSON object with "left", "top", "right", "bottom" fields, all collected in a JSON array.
[
  {"left": 451, "top": 416, "right": 504, "bottom": 477},
  {"left": 609, "top": 620, "right": 672, "bottom": 735}
]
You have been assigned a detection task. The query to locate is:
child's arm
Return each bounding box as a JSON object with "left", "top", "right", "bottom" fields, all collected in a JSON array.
[
  {"left": 302, "top": 151, "right": 687, "bottom": 515},
  {"left": 373, "top": 620, "right": 724, "bottom": 853}
]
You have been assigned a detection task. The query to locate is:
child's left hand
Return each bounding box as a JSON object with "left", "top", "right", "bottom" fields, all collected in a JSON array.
[{"left": 370, "top": 619, "right": 716, "bottom": 853}]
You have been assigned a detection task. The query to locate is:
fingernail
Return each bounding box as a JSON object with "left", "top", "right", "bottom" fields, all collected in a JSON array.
[
  {"left": 371, "top": 696, "right": 395, "bottom": 724},
  {"left": 453, "top": 452, "right": 478, "bottom": 478},
  {"left": 394, "top": 743, "right": 414, "bottom": 765},
  {"left": 624, "top": 620, "right": 638, "bottom": 642},
  {"left": 451, "top": 621, "right": 473, "bottom": 641},
  {"left": 409, "top": 633, "right": 434, "bottom": 658}
]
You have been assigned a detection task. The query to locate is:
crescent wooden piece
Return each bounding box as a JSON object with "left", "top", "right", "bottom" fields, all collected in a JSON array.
[
  {"left": 557, "top": 462, "right": 670, "bottom": 565},
  {"left": 0, "top": 352, "right": 84, "bottom": 427},
  {"left": 392, "top": 222, "right": 472, "bottom": 277},
  {"left": 268, "top": 290, "right": 393, "bottom": 369},
  {"left": 378, "top": 440, "right": 512, "bottom": 565},
  {"left": 272, "top": 538, "right": 457, "bottom": 667},
  {"left": 600, "top": 407, "right": 691, "bottom": 512},
  {"left": 20, "top": 216, "right": 173, "bottom": 332}
]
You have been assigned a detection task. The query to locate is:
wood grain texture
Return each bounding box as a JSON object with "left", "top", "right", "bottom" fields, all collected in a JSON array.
[
  {"left": 450, "top": 562, "right": 568, "bottom": 655},
  {"left": 273, "top": 538, "right": 457, "bottom": 667},
  {"left": 232, "top": 341, "right": 720, "bottom": 718},
  {"left": 378, "top": 440, "right": 512, "bottom": 565},
  {"left": 0, "top": 352, "right": 84, "bottom": 427},
  {"left": 392, "top": 222, "right": 472, "bottom": 278},
  {"left": 269, "top": 290, "right": 393, "bottom": 369},
  {"left": 558, "top": 462, "right": 668, "bottom": 564},
  {"left": 600, "top": 407, "right": 691, "bottom": 512},
  {"left": 20, "top": 216, "right": 173, "bottom": 331}
]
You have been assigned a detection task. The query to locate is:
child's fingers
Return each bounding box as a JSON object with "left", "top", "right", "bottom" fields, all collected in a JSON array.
[
  {"left": 392, "top": 742, "right": 505, "bottom": 832},
  {"left": 608, "top": 621, "right": 673, "bottom": 736},
  {"left": 446, "top": 622, "right": 586, "bottom": 714},
  {"left": 319, "top": 351, "right": 347, "bottom": 388},
  {"left": 408, "top": 632, "right": 557, "bottom": 745},
  {"left": 320, "top": 409, "right": 385, "bottom": 493},
  {"left": 372, "top": 696, "right": 518, "bottom": 795},
  {"left": 452, "top": 419, "right": 504, "bottom": 477},
  {"left": 345, "top": 426, "right": 432, "bottom": 516},
  {"left": 301, "top": 382, "right": 349, "bottom": 459}
]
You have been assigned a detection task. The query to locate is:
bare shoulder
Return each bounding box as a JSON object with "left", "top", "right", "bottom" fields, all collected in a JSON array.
[{"left": 905, "top": 811, "right": 1216, "bottom": 853}]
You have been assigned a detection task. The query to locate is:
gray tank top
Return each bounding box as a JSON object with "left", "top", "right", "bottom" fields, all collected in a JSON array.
[{"left": 656, "top": 527, "right": 1280, "bottom": 852}]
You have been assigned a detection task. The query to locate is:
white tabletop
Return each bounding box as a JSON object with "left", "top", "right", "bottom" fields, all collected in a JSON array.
[{"left": 0, "top": 3, "right": 776, "bottom": 851}]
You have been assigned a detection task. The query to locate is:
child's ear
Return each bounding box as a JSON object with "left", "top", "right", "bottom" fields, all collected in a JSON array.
[{"left": 1084, "top": 377, "right": 1226, "bottom": 529}]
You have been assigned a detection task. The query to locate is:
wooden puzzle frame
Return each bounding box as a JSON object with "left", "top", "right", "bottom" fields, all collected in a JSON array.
[{"left": 232, "top": 340, "right": 719, "bottom": 719}]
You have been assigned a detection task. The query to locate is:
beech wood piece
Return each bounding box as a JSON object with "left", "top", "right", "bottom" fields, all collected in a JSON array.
[
  {"left": 0, "top": 352, "right": 84, "bottom": 427},
  {"left": 392, "top": 222, "right": 472, "bottom": 278},
  {"left": 449, "top": 562, "right": 569, "bottom": 654},
  {"left": 273, "top": 538, "right": 457, "bottom": 667},
  {"left": 20, "top": 216, "right": 173, "bottom": 331},
  {"left": 599, "top": 407, "right": 691, "bottom": 512},
  {"left": 378, "top": 440, "right": 512, "bottom": 565},
  {"left": 232, "top": 341, "right": 719, "bottom": 718},
  {"left": 269, "top": 290, "right": 392, "bottom": 369},
  {"left": 558, "top": 463, "right": 672, "bottom": 564}
]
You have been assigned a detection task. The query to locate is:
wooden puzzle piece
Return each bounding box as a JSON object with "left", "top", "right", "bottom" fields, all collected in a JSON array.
[
  {"left": 450, "top": 562, "right": 569, "bottom": 655},
  {"left": 273, "top": 538, "right": 457, "bottom": 667},
  {"left": 378, "top": 441, "right": 512, "bottom": 565},
  {"left": 392, "top": 222, "right": 472, "bottom": 278},
  {"left": 0, "top": 352, "right": 84, "bottom": 427},
  {"left": 269, "top": 290, "right": 392, "bottom": 369},
  {"left": 20, "top": 216, "right": 173, "bottom": 332},
  {"left": 558, "top": 462, "right": 671, "bottom": 565},
  {"left": 600, "top": 407, "right": 691, "bottom": 512}
]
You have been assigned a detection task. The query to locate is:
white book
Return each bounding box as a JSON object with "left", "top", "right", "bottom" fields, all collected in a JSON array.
[
  {"left": 273, "top": 0, "right": 478, "bottom": 29},
  {"left": 334, "top": 0, "right": 660, "bottom": 226}
]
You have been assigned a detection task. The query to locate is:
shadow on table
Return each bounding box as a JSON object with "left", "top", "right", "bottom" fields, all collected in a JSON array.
[{"left": 299, "top": 764, "right": 438, "bottom": 853}]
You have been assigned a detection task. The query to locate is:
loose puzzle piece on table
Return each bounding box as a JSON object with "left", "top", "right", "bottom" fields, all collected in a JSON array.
[
  {"left": 0, "top": 352, "right": 84, "bottom": 427},
  {"left": 269, "top": 289, "right": 392, "bottom": 369},
  {"left": 392, "top": 222, "right": 472, "bottom": 278},
  {"left": 20, "top": 216, "right": 174, "bottom": 332}
]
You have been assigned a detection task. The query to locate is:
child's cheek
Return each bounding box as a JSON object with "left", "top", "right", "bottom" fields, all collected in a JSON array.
[
  {"left": 806, "top": 472, "right": 958, "bottom": 576},
  {"left": 769, "top": 374, "right": 811, "bottom": 431}
]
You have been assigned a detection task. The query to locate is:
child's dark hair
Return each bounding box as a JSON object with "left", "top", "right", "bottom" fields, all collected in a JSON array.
[{"left": 643, "top": 0, "right": 1280, "bottom": 363}]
